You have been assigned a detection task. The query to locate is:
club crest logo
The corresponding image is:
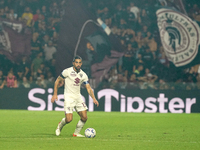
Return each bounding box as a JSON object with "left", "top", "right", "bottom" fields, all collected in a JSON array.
[
  {"left": 156, "top": 8, "right": 200, "bottom": 67},
  {"left": 79, "top": 73, "right": 83, "bottom": 78}
]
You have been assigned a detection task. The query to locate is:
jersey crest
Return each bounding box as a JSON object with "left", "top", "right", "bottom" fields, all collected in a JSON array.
[{"left": 79, "top": 73, "right": 83, "bottom": 78}]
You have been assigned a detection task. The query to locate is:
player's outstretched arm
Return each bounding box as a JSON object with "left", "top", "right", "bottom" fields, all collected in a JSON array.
[
  {"left": 51, "top": 76, "right": 64, "bottom": 103},
  {"left": 85, "top": 84, "right": 99, "bottom": 107}
]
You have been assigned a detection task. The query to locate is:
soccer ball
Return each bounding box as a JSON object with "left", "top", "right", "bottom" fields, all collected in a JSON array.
[{"left": 84, "top": 128, "right": 96, "bottom": 138}]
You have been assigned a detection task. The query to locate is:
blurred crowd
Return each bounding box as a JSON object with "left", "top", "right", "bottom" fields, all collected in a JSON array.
[
  {"left": 0, "top": 0, "right": 200, "bottom": 90},
  {"left": 0, "top": 0, "right": 63, "bottom": 89}
]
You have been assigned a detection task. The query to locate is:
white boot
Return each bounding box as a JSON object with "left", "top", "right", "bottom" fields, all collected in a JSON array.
[{"left": 55, "top": 118, "right": 66, "bottom": 136}]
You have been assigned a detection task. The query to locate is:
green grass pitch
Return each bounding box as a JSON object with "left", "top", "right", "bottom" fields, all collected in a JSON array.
[{"left": 0, "top": 110, "right": 199, "bottom": 150}]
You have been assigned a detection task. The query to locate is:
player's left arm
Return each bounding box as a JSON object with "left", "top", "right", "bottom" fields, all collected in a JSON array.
[{"left": 85, "top": 83, "right": 99, "bottom": 107}]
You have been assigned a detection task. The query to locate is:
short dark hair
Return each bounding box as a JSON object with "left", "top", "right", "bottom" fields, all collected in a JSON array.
[{"left": 72, "top": 55, "right": 82, "bottom": 62}]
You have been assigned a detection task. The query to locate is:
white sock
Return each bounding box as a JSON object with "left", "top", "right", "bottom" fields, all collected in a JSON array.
[
  {"left": 74, "top": 120, "right": 85, "bottom": 134},
  {"left": 59, "top": 118, "right": 66, "bottom": 130}
]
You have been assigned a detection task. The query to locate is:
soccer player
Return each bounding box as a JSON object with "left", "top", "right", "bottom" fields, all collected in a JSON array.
[{"left": 51, "top": 55, "right": 99, "bottom": 137}]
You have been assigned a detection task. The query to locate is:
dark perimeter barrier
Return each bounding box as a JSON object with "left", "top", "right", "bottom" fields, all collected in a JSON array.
[{"left": 0, "top": 88, "right": 199, "bottom": 113}]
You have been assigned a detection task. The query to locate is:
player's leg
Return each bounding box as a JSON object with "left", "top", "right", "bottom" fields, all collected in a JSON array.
[
  {"left": 55, "top": 97, "right": 75, "bottom": 136},
  {"left": 73, "top": 101, "right": 88, "bottom": 137},
  {"left": 56, "top": 113, "right": 73, "bottom": 136},
  {"left": 74, "top": 110, "right": 87, "bottom": 135}
]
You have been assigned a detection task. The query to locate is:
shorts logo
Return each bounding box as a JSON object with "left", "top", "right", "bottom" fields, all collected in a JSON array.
[
  {"left": 74, "top": 77, "right": 80, "bottom": 84},
  {"left": 156, "top": 8, "right": 200, "bottom": 67}
]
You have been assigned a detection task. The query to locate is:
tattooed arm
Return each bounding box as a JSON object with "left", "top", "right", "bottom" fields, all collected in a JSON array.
[
  {"left": 51, "top": 76, "right": 64, "bottom": 103},
  {"left": 85, "top": 83, "right": 99, "bottom": 107}
]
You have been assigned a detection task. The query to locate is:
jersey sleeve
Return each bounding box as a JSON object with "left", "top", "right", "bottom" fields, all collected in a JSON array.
[
  {"left": 83, "top": 74, "right": 89, "bottom": 84},
  {"left": 60, "top": 69, "right": 68, "bottom": 78}
]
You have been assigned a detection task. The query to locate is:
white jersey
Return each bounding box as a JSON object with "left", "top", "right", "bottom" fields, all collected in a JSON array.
[{"left": 61, "top": 67, "right": 88, "bottom": 98}]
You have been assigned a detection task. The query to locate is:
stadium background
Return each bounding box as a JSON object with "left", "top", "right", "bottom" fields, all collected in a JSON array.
[
  {"left": 0, "top": 0, "right": 200, "bottom": 111},
  {"left": 0, "top": 1, "right": 200, "bottom": 150}
]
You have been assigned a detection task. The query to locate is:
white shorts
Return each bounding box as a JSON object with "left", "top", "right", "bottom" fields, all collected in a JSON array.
[{"left": 64, "top": 94, "right": 88, "bottom": 114}]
